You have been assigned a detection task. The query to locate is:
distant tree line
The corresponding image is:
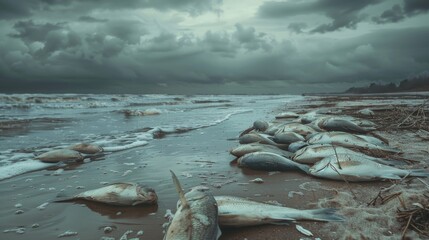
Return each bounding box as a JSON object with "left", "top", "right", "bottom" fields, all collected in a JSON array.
[{"left": 345, "top": 73, "right": 429, "bottom": 94}]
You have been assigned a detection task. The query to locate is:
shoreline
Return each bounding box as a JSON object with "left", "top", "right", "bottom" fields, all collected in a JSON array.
[{"left": 0, "top": 94, "right": 428, "bottom": 239}]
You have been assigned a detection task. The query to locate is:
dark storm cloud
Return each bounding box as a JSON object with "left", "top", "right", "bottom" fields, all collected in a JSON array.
[
  {"left": 0, "top": 0, "right": 222, "bottom": 19},
  {"left": 101, "top": 20, "right": 147, "bottom": 44},
  {"left": 373, "top": 0, "right": 429, "bottom": 24},
  {"left": 258, "top": 0, "right": 383, "bottom": 33},
  {"left": 78, "top": 16, "right": 108, "bottom": 23},
  {"left": 288, "top": 22, "right": 308, "bottom": 34},
  {"left": 9, "top": 20, "right": 65, "bottom": 43}
]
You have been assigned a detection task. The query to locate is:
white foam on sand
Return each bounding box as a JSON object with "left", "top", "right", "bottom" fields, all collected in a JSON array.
[{"left": 0, "top": 160, "right": 55, "bottom": 181}]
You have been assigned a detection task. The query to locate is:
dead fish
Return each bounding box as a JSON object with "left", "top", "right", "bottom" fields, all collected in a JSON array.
[
  {"left": 35, "top": 149, "right": 84, "bottom": 163},
  {"left": 273, "top": 132, "right": 305, "bottom": 144},
  {"left": 69, "top": 143, "right": 103, "bottom": 154},
  {"left": 309, "top": 154, "right": 429, "bottom": 182},
  {"left": 230, "top": 143, "right": 293, "bottom": 158},
  {"left": 214, "top": 196, "right": 344, "bottom": 227},
  {"left": 317, "top": 117, "right": 371, "bottom": 134},
  {"left": 293, "top": 144, "right": 394, "bottom": 165},
  {"left": 253, "top": 120, "right": 269, "bottom": 132},
  {"left": 165, "top": 171, "right": 220, "bottom": 240},
  {"left": 288, "top": 141, "right": 309, "bottom": 153},
  {"left": 54, "top": 182, "right": 158, "bottom": 206},
  {"left": 237, "top": 152, "right": 309, "bottom": 173},
  {"left": 307, "top": 132, "right": 400, "bottom": 154},
  {"left": 275, "top": 123, "right": 317, "bottom": 136},
  {"left": 275, "top": 111, "right": 299, "bottom": 119},
  {"left": 239, "top": 133, "right": 277, "bottom": 145}
]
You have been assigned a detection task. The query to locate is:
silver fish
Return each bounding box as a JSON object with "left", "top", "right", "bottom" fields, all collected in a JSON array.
[
  {"left": 293, "top": 144, "right": 394, "bottom": 165},
  {"left": 237, "top": 152, "right": 309, "bottom": 173},
  {"left": 54, "top": 182, "right": 158, "bottom": 205},
  {"left": 165, "top": 171, "right": 220, "bottom": 240},
  {"left": 275, "top": 123, "right": 317, "bottom": 136},
  {"left": 69, "top": 143, "right": 103, "bottom": 154},
  {"left": 35, "top": 149, "right": 84, "bottom": 163},
  {"left": 230, "top": 143, "right": 293, "bottom": 158},
  {"left": 239, "top": 133, "right": 277, "bottom": 145},
  {"left": 253, "top": 120, "right": 269, "bottom": 132},
  {"left": 307, "top": 132, "right": 400, "bottom": 153},
  {"left": 214, "top": 196, "right": 344, "bottom": 227},
  {"left": 317, "top": 117, "right": 370, "bottom": 134},
  {"left": 309, "top": 154, "right": 429, "bottom": 182},
  {"left": 273, "top": 131, "right": 305, "bottom": 144},
  {"left": 275, "top": 111, "right": 299, "bottom": 119}
]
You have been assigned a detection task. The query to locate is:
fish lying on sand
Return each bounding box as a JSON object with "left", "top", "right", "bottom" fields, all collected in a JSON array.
[
  {"left": 35, "top": 149, "right": 84, "bottom": 163},
  {"left": 54, "top": 182, "right": 158, "bottom": 206},
  {"left": 293, "top": 144, "right": 395, "bottom": 165},
  {"left": 238, "top": 152, "right": 309, "bottom": 173},
  {"left": 214, "top": 196, "right": 344, "bottom": 227},
  {"left": 274, "top": 123, "right": 317, "bottom": 137},
  {"left": 309, "top": 154, "right": 429, "bottom": 182},
  {"left": 165, "top": 171, "right": 220, "bottom": 240},
  {"left": 239, "top": 133, "right": 277, "bottom": 145},
  {"left": 315, "top": 117, "right": 372, "bottom": 134},
  {"left": 273, "top": 131, "right": 305, "bottom": 144},
  {"left": 68, "top": 143, "right": 103, "bottom": 154},
  {"left": 230, "top": 143, "right": 293, "bottom": 158},
  {"left": 307, "top": 132, "right": 400, "bottom": 154}
]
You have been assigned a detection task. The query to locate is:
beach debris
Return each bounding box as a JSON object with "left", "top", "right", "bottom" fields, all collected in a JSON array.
[
  {"left": 296, "top": 224, "right": 313, "bottom": 237},
  {"left": 250, "top": 178, "right": 264, "bottom": 183},
  {"left": 397, "top": 201, "right": 429, "bottom": 238},
  {"left": 14, "top": 203, "right": 22, "bottom": 208},
  {"left": 100, "top": 237, "right": 115, "bottom": 240},
  {"left": 35, "top": 149, "right": 84, "bottom": 163},
  {"left": 164, "top": 171, "right": 220, "bottom": 240},
  {"left": 53, "top": 168, "right": 64, "bottom": 176},
  {"left": 54, "top": 182, "right": 158, "bottom": 206},
  {"left": 3, "top": 228, "right": 25, "bottom": 234},
  {"left": 32, "top": 223, "right": 40, "bottom": 228},
  {"left": 122, "top": 170, "right": 132, "bottom": 177},
  {"left": 121, "top": 109, "right": 161, "bottom": 117},
  {"left": 103, "top": 226, "right": 113, "bottom": 233},
  {"left": 288, "top": 191, "right": 304, "bottom": 198},
  {"left": 15, "top": 209, "right": 24, "bottom": 214},
  {"left": 238, "top": 152, "right": 309, "bottom": 173},
  {"left": 215, "top": 196, "right": 344, "bottom": 227},
  {"left": 119, "top": 230, "right": 133, "bottom": 240},
  {"left": 37, "top": 202, "right": 50, "bottom": 210},
  {"left": 58, "top": 230, "right": 78, "bottom": 238},
  {"left": 416, "top": 129, "right": 429, "bottom": 141},
  {"left": 136, "top": 230, "right": 144, "bottom": 236}
]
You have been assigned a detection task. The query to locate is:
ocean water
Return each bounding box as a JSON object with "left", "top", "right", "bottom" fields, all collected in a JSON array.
[{"left": 0, "top": 94, "right": 304, "bottom": 180}]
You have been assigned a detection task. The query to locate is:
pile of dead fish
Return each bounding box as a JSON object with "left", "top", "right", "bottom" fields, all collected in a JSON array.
[{"left": 232, "top": 110, "right": 429, "bottom": 182}]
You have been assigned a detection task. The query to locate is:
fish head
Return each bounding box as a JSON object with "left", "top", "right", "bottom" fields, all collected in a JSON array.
[{"left": 135, "top": 184, "right": 158, "bottom": 205}]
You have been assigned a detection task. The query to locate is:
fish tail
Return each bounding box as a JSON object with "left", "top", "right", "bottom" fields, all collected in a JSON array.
[
  {"left": 409, "top": 169, "right": 429, "bottom": 178},
  {"left": 305, "top": 208, "right": 345, "bottom": 222},
  {"left": 170, "top": 170, "right": 189, "bottom": 208}
]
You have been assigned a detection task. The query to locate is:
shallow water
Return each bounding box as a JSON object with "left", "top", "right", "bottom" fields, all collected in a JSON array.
[{"left": 2, "top": 94, "right": 337, "bottom": 240}]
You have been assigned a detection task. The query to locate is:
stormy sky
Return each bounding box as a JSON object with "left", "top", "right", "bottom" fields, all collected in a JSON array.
[{"left": 0, "top": 0, "right": 428, "bottom": 94}]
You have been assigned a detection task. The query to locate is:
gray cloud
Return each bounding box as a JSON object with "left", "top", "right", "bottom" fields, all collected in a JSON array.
[
  {"left": 373, "top": 0, "right": 429, "bottom": 24},
  {"left": 0, "top": 0, "right": 222, "bottom": 20},
  {"left": 288, "top": 22, "right": 308, "bottom": 34},
  {"left": 259, "top": 0, "right": 383, "bottom": 33},
  {"left": 78, "top": 16, "right": 108, "bottom": 23}
]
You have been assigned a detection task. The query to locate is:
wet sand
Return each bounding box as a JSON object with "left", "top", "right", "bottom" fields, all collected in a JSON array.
[{"left": 1, "top": 93, "right": 428, "bottom": 240}]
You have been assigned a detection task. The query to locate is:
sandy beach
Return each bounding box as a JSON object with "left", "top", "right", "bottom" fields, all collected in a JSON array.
[{"left": 1, "top": 93, "right": 429, "bottom": 240}]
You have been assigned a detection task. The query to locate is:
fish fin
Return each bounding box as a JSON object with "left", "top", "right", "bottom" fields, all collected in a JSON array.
[
  {"left": 170, "top": 170, "right": 189, "bottom": 208},
  {"left": 305, "top": 208, "right": 345, "bottom": 222}
]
